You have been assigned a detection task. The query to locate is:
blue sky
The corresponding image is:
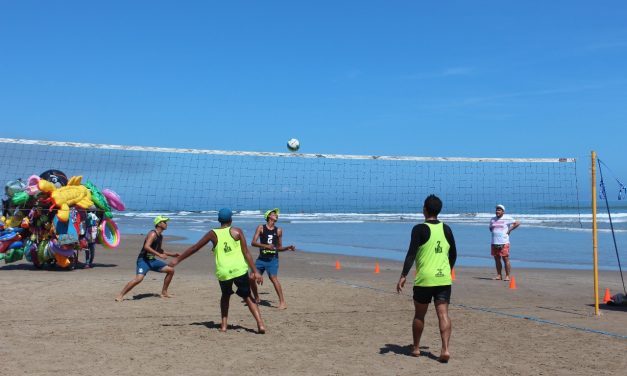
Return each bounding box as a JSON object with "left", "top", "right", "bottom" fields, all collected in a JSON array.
[{"left": 1, "top": 1, "right": 626, "bottom": 195}]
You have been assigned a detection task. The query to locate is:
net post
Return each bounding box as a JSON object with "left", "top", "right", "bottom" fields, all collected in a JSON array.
[{"left": 591, "top": 150, "right": 599, "bottom": 316}]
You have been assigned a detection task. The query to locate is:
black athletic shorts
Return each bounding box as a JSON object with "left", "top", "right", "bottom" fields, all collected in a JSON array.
[
  {"left": 218, "top": 273, "right": 251, "bottom": 298},
  {"left": 413, "top": 285, "right": 452, "bottom": 304}
]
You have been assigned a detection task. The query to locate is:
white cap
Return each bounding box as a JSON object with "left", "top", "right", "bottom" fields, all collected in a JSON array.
[{"left": 496, "top": 204, "right": 505, "bottom": 211}]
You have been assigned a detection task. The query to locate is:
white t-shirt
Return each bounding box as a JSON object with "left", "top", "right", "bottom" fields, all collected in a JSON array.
[{"left": 490, "top": 214, "right": 517, "bottom": 245}]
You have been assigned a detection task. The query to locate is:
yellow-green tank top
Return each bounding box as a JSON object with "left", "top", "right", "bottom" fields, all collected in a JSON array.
[
  {"left": 213, "top": 227, "right": 248, "bottom": 281},
  {"left": 414, "top": 222, "right": 452, "bottom": 287}
]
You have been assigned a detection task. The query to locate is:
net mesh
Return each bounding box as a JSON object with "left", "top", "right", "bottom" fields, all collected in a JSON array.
[{"left": 0, "top": 138, "right": 579, "bottom": 214}]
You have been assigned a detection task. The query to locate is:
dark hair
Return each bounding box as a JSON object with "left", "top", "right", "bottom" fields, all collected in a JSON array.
[{"left": 423, "top": 194, "right": 442, "bottom": 216}]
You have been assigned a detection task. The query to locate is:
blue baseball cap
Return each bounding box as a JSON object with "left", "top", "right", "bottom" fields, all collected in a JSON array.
[{"left": 218, "top": 208, "right": 233, "bottom": 222}]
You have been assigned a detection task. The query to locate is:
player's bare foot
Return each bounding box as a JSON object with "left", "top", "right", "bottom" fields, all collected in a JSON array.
[
  {"left": 257, "top": 324, "right": 266, "bottom": 334},
  {"left": 503, "top": 276, "right": 510, "bottom": 282},
  {"left": 160, "top": 293, "right": 174, "bottom": 298},
  {"left": 438, "top": 351, "right": 450, "bottom": 363},
  {"left": 492, "top": 275, "right": 502, "bottom": 280},
  {"left": 277, "top": 303, "right": 287, "bottom": 310},
  {"left": 410, "top": 345, "right": 421, "bottom": 357},
  {"left": 115, "top": 296, "right": 124, "bottom": 302},
  {"left": 219, "top": 326, "right": 227, "bottom": 332}
]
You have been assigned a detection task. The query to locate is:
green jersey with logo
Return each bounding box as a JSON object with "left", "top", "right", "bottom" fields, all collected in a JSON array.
[
  {"left": 414, "top": 222, "right": 452, "bottom": 287},
  {"left": 213, "top": 227, "right": 248, "bottom": 281}
]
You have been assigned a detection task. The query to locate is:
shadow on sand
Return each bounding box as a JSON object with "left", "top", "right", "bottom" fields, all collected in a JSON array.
[{"left": 379, "top": 344, "right": 440, "bottom": 361}]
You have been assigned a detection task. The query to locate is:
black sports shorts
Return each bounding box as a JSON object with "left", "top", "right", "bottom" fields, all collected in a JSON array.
[
  {"left": 218, "top": 273, "right": 251, "bottom": 298},
  {"left": 413, "top": 285, "right": 452, "bottom": 304}
]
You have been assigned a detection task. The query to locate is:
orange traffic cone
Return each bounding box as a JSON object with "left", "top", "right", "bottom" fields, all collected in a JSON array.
[
  {"left": 451, "top": 268, "right": 456, "bottom": 281},
  {"left": 335, "top": 260, "right": 341, "bottom": 270},
  {"left": 374, "top": 262, "right": 380, "bottom": 274},
  {"left": 508, "top": 276, "right": 517, "bottom": 289},
  {"left": 603, "top": 288, "right": 611, "bottom": 304}
]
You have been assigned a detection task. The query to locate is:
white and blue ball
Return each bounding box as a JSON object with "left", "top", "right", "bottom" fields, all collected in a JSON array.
[{"left": 287, "top": 138, "right": 300, "bottom": 152}]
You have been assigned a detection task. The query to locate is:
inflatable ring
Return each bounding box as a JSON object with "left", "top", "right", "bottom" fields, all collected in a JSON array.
[
  {"left": 48, "top": 240, "right": 75, "bottom": 257},
  {"left": 102, "top": 189, "right": 125, "bottom": 211},
  {"left": 98, "top": 219, "right": 120, "bottom": 249}
]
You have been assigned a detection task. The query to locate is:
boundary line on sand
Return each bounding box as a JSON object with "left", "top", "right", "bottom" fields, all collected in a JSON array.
[{"left": 332, "top": 279, "right": 627, "bottom": 340}]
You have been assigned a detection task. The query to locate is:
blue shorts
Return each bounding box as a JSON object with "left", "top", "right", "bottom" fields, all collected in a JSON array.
[
  {"left": 136, "top": 258, "right": 167, "bottom": 275},
  {"left": 255, "top": 257, "right": 279, "bottom": 276}
]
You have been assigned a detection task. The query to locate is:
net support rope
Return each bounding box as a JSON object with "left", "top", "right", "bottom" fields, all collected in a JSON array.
[{"left": 598, "top": 158, "right": 627, "bottom": 295}]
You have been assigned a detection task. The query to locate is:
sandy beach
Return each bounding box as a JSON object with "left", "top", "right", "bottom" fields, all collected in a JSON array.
[{"left": 1, "top": 234, "right": 627, "bottom": 376}]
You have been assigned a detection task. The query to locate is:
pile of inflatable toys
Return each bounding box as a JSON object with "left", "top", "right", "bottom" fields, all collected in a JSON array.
[{"left": 0, "top": 169, "right": 124, "bottom": 269}]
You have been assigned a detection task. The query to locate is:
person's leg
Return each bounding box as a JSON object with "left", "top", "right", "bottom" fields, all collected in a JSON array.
[
  {"left": 159, "top": 265, "right": 175, "bottom": 298},
  {"left": 493, "top": 255, "right": 503, "bottom": 280},
  {"left": 434, "top": 300, "right": 451, "bottom": 362},
  {"left": 249, "top": 274, "right": 260, "bottom": 303},
  {"left": 84, "top": 246, "right": 92, "bottom": 267},
  {"left": 503, "top": 256, "right": 511, "bottom": 281},
  {"left": 115, "top": 274, "right": 145, "bottom": 301},
  {"left": 243, "top": 295, "right": 266, "bottom": 333},
  {"left": 234, "top": 274, "right": 266, "bottom": 333},
  {"left": 220, "top": 293, "right": 230, "bottom": 332},
  {"left": 250, "top": 259, "right": 266, "bottom": 304},
  {"left": 218, "top": 279, "right": 235, "bottom": 332},
  {"left": 268, "top": 275, "right": 286, "bottom": 309},
  {"left": 87, "top": 242, "right": 95, "bottom": 266},
  {"left": 412, "top": 301, "right": 429, "bottom": 356},
  {"left": 266, "top": 258, "right": 285, "bottom": 308}
]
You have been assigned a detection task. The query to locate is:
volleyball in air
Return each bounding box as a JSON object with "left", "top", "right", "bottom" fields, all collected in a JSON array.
[{"left": 287, "top": 138, "right": 300, "bottom": 152}]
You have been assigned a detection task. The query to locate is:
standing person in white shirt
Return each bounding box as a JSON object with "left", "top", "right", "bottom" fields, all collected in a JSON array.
[{"left": 489, "top": 204, "right": 520, "bottom": 281}]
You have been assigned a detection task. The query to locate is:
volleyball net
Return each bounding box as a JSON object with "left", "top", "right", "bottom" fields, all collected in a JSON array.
[{"left": 0, "top": 138, "right": 579, "bottom": 214}]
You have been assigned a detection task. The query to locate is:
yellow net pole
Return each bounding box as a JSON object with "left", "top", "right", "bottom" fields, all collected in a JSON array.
[{"left": 592, "top": 151, "right": 599, "bottom": 316}]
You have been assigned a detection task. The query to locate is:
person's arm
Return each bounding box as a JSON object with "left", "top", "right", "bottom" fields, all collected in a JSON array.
[
  {"left": 143, "top": 231, "right": 166, "bottom": 259},
  {"left": 397, "top": 225, "right": 427, "bottom": 293},
  {"left": 169, "top": 230, "right": 215, "bottom": 267},
  {"left": 161, "top": 239, "right": 180, "bottom": 258},
  {"left": 164, "top": 250, "right": 180, "bottom": 257},
  {"left": 234, "top": 227, "right": 263, "bottom": 285},
  {"left": 444, "top": 224, "right": 457, "bottom": 270},
  {"left": 251, "top": 225, "right": 270, "bottom": 249},
  {"left": 276, "top": 228, "right": 295, "bottom": 251},
  {"left": 507, "top": 220, "right": 520, "bottom": 235}
]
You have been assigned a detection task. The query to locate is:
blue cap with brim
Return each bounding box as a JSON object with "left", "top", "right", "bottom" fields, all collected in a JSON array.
[{"left": 218, "top": 208, "right": 233, "bottom": 222}]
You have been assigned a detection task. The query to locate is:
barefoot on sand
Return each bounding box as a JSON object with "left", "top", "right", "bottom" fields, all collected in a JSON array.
[
  {"left": 258, "top": 325, "right": 266, "bottom": 334},
  {"left": 410, "top": 346, "right": 421, "bottom": 357},
  {"left": 438, "top": 352, "right": 450, "bottom": 363},
  {"left": 277, "top": 303, "right": 287, "bottom": 310},
  {"left": 160, "top": 293, "right": 175, "bottom": 298}
]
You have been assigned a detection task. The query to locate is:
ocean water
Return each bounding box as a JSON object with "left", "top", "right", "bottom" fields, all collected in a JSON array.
[{"left": 114, "top": 210, "right": 627, "bottom": 271}]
